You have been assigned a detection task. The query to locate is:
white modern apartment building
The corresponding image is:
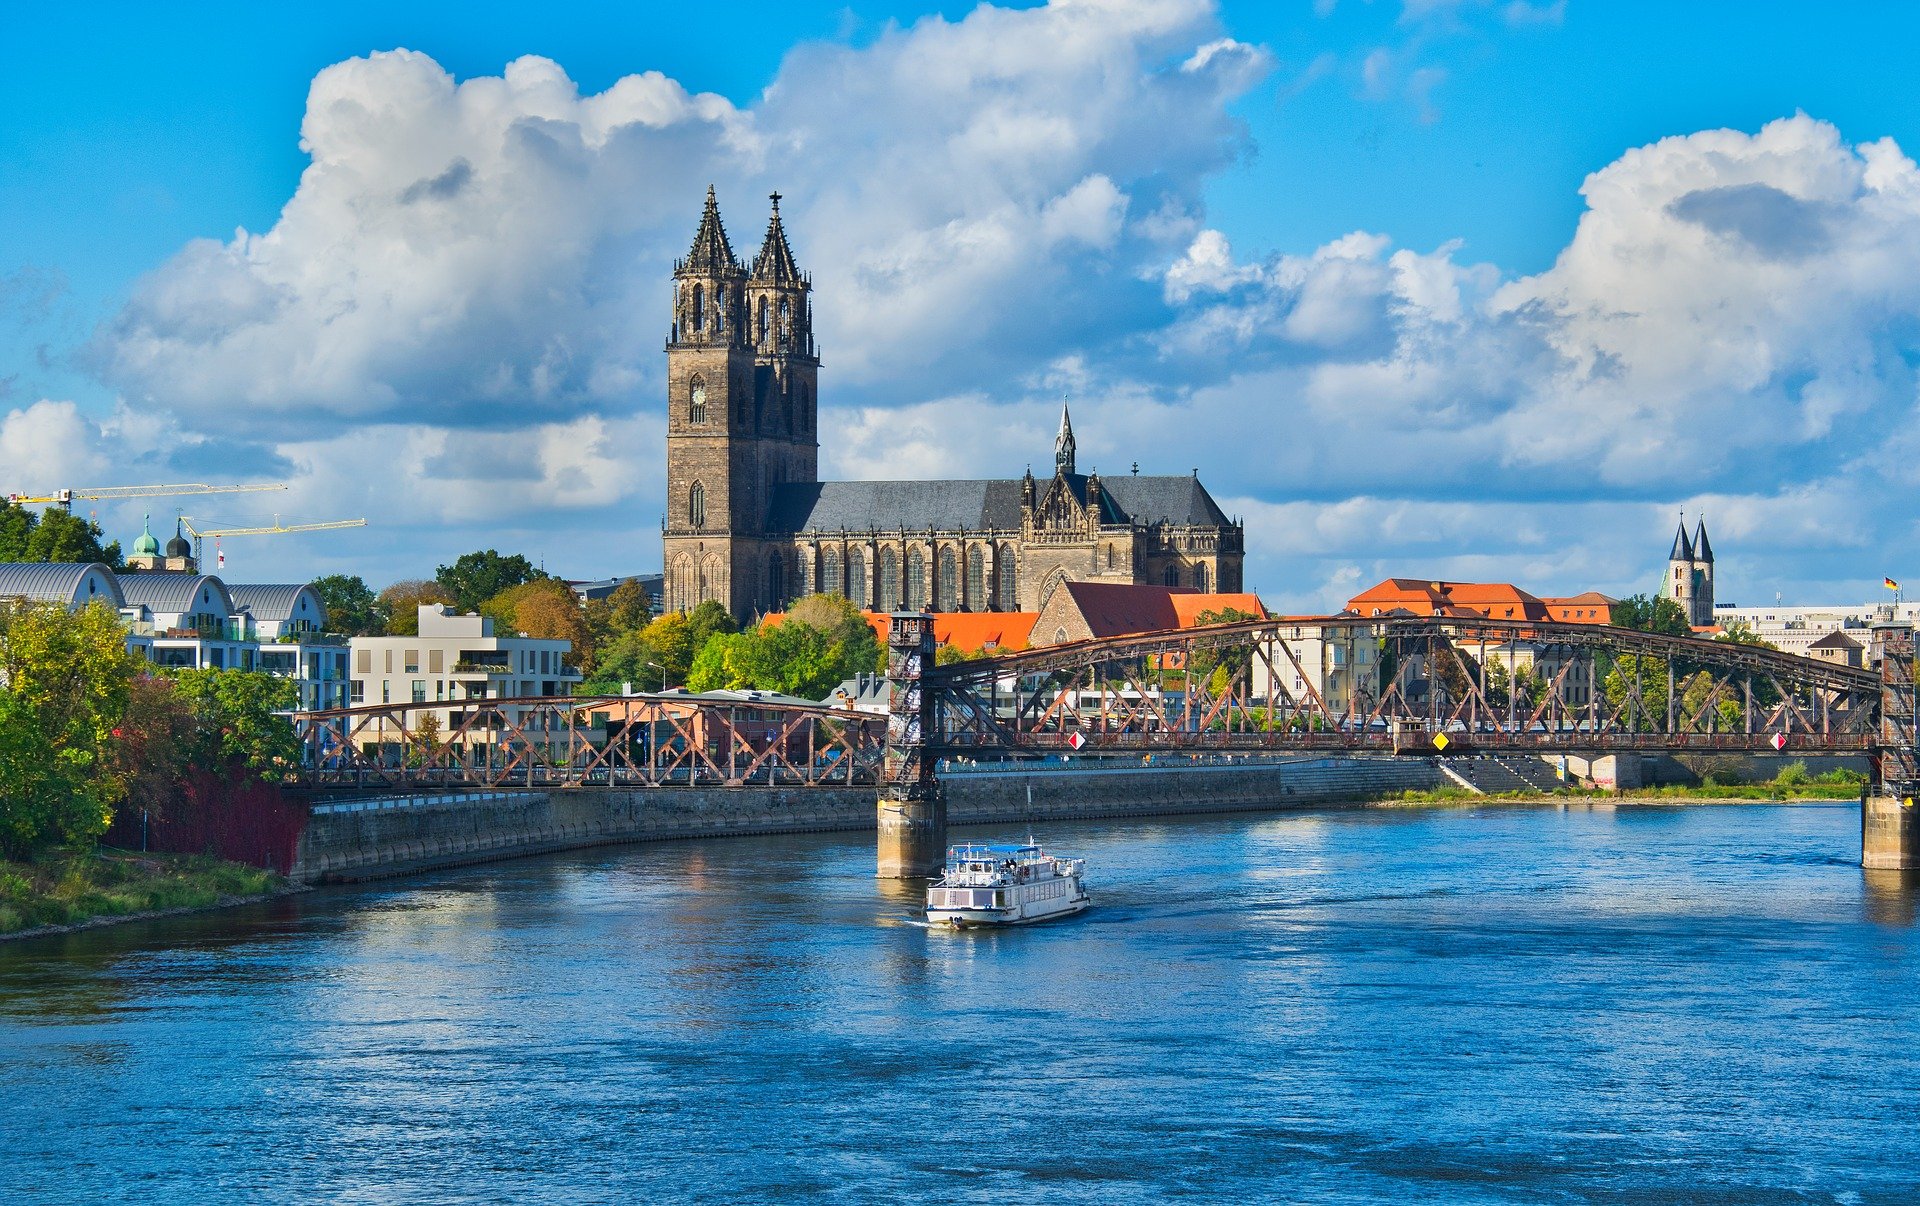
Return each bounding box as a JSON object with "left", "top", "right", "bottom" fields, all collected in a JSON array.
[
  {"left": 349, "top": 604, "right": 581, "bottom": 708},
  {"left": 1711, "top": 600, "right": 1918, "bottom": 661}
]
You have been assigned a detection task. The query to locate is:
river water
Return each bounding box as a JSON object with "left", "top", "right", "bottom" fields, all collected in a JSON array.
[{"left": 2, "top": 801, "right": 1917, "bottom": 1203}]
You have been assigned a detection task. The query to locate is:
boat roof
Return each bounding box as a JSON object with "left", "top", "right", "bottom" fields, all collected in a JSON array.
[{"left": 949, "top": 843, "right": 1042, "bottom": 856}]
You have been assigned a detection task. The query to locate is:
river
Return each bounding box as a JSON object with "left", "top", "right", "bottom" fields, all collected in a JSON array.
[{"left": 3, "top": 801, "right": 1917, "bottom": 1203}]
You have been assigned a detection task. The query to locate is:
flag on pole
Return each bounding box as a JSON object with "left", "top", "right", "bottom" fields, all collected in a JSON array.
[
  {"left": 1885, "top": 576, "right": 1900, "bottom": 591},
  {"left": 216, "top": 538, "right": 225, "bottom": 571}
]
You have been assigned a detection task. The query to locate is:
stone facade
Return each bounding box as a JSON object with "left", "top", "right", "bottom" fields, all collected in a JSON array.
[
  {"left": 1666, "top": 518, "right": 1716, "bottom": 627},
  {"left": 661, "top": 189, "right": 1244, "bottom": 620}
]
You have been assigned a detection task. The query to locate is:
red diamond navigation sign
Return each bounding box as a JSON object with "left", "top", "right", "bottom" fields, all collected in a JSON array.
[
  {"left": 1068, "top": 731, "right": 1087, "bottom": 751},
  {"left": 1770, "top": 732, "right": 1787, "bottom": 752}
]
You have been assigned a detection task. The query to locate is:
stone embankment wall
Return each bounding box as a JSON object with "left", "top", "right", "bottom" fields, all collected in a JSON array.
[{"left": 291, "top": 756, "right": 1447, "bottom": 884}]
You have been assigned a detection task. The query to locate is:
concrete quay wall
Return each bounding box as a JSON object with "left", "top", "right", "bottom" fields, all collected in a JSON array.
[{"left": 291, "top": 757, "right": 1447, "bottom": 884}]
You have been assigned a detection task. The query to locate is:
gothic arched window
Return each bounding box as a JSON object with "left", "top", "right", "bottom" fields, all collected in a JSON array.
[
  {"left": 1105, "top": 545, "right": 1116, "bottom": 572},
  {"left": 757, "top": 297, "right": 769, "bottom": 343},
  {"left": 965, "top": 547, "right": 985, "bottom": 611},
  {"left": 692, "top": 284, "right": 705, "bottom": 332},
  {"left": 1163, "top": 565, "right": 1180, "bottom": 588},
  {"left": 766, "top": 553, "right": 786, "bottom": 611},
  {"left": 937, "top": 548, "right": 959, "bottom": 611},
  {"left": 822, "top": 547, "right": 842, "bottom": 597},
  {"left": 778, "top": 296, "right": 791, "bottom": 337},
  {"left": 906, "top": 549, "right": 927, "bottom": 610},
  {"left": 689, "top": 482, "right": 706, "bottom": 529},
  {"left": 1194, "top": 562, "right": 1210, "bottom": 592},
  {"left": 848, "top": 552, "right": 867, "bottom": 609},
  {"left": 688, "top": 375, "right": 706, "bottom": 424},
  {"left": 879, "top": 548, "right": 900, "bottom": 611},
  {"left": 996, "top": 544, "right": 1017, "bottom": 611}
]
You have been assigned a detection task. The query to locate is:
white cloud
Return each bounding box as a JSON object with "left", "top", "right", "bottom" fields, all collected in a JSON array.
[
  {"left": 58, "top": 5, "right": 1920, "bottom": 610},
  {"left": 0, "top": 400, "right": 110, "bottom": 494}
]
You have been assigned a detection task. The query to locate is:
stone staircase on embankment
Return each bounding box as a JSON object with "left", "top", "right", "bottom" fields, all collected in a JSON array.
[{"left": 1437, "top": 755, "right": 1567, "bottom": 795}]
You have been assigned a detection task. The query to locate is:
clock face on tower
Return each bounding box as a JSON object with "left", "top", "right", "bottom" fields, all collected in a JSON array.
[{"left": 691, "top": 384, "right": 706, "bottom": 406}]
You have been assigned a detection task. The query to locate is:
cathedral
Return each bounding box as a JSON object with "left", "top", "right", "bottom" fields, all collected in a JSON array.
[{"left": 660, "top": 188, "right": 1246, "bottom": 620}]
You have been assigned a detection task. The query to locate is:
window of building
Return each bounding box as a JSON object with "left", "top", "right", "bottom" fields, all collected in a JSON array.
[
  {"left": 965, "top": 546, "right": 985, "bottom": 611},
  {"left": 766, "top": 552, "right": 786, "bottom": 609},
  {"left": 1164, "top": 565, "right": 1181, "bottom": 588},
  {"left": 689, "top": 375, "right": 706, "bottom": 424},
  {"left": 906, "top": 549, "right": 927, "bottom": 610},
  {"left": 689, "top": 482, "right": 706, "bottom": 528},
  {"left": 1194, "top": 563, "right": 1209, "bottom": 592},
  {"left": 355, "top": 648, "right": 371, "bottom": 674},
  {"left": 412, "top": 680, "right": 427, "bottom": 703},
  {"left": 847, "top": 552, "right": 866, "bottom": 608},
  {"left": 823, "top": 547, "right": 842, "bottom": 596},
  {"left": 937, "top": 548, "right": 959, "bottom": 611},
  {"left": 692, "top": 283, "right": 705, "bottom": 331},
  {"left": 350, "top": 682, "right": 365, "bottom": 704},
  {"left": 1105, "top": 546, "right": 1116, "bottom": 572},
  {"left": 757, "top": 298, "right": 768, "bottom": 343},
  {"left": 997, "top": 545, "right": 1017, "bottom": 610},
  {"left": 404, "top": 650, "right": 420, "bottom": 673},
  {"left": 879, "top": 548, "right": 900, "bottom": 611}
]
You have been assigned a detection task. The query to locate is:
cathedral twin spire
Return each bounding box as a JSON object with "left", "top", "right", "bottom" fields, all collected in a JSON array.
[{"left": 674, "top": 186, "right": 811, "bottom": 355}]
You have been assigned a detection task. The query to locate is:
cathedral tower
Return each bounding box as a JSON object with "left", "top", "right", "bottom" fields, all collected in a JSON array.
[
  {"left": 747, "top": 193, "right": 819, "bottom": 490},
  {"left": 663, "top": 188, "right": 821, "bottom": 617}
]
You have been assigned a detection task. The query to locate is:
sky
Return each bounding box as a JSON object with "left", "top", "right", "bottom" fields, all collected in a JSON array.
[{"left": 7, "top": 0, "right": 1920, "bottom": 611}]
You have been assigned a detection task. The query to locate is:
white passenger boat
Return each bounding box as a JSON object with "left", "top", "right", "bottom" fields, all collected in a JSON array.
[{"left": 925, "top": 841, "right": 1090, "bottom": 928}]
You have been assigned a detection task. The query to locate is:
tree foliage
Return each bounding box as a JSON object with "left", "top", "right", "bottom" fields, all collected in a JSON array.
[
  {"left": 376, "top": 579, "right": 454, "bottom": 636},
  {"left": 482, "top": 579, "right": 592, "bottom": 668},
  {"left": 168, "top": 669, "right": 299, "bottom": 778},
  {"left": 435, "top": 549, "right": 547, "bottom": 612},
  {"left": 585, "top": 580, "right": 652, "bottom": 653},
  {"left": 685, "top": 595, "right": 880, "bottom": 699},
  {"left": 310, "top": 573, "right": 382, "bottom": 636},
  {"left": 1611, "top": 593, "right": 1692, "bottom": 636},
  {"left": 0, "top": 602, "right": 138, "bottom": 857},
  {"left": 0, "top": 500, "right": 121, "bottom": 567}
]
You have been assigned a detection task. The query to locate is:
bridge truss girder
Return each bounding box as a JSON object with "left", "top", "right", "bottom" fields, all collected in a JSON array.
[
  {"left": 293, "top": 696, "right": 887, "bottom": 790},
  {"left": 924, "top": 615, "right": 1882, "bottom": 758}
]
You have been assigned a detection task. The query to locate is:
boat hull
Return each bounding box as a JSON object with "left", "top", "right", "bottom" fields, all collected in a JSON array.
[{"left": 927, "top": 894, "right": 1089, "bottom": 929}]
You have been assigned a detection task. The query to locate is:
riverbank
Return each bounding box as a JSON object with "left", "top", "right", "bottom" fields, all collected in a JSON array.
[
  {"left": 0, "top": 849, "right": 288, "bottom": 940},
  {"left": 1384, "top": 781, "right": 1864, "bottom": 806}
]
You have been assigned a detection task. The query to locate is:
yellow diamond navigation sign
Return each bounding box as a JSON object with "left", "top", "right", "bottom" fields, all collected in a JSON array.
[{"left": 1433, "top": 732, "right": 1450, "bottom": 751}]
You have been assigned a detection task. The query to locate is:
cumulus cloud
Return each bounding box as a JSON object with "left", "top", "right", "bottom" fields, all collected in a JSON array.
[{"left": 59, "top": 2, "right": 1920, "bottom": 606}]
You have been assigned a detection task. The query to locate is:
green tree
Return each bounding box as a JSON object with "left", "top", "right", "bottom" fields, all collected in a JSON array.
[
  {"left": 1611, "top": 593, "right": 1691, "bottom": 636},
  {"left": 310, "top": 574, "right": 382, "bottom": 636},
  {"left": 0, "top": 499, "right": 121, "bottom": 567},
  {"left": 0, "top": 601, "right": 138, "bottom": 857},
  {"left": 435, "top": 549, "right": 548, "bottom": 612},
  {"left": 683, "top": 595, "right": 881, "bottom": 699},
  {"left": 585, "top": 580, "right": 653, "bottom": 652},
  {"left": 168, "top": 668, "right": 299, "bottom": 779}
]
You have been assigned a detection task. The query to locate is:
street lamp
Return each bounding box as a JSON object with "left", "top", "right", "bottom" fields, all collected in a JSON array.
[{"left": 646, "top": 661, "right": 668, "bottom": 693}]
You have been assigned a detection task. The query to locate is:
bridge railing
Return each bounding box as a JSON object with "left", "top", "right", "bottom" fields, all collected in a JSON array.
[{"left": 291, "top": 694, "right": 887, "bottom": 789}]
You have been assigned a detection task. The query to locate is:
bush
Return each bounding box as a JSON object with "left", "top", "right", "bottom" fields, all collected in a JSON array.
[{"left": 1774, "top": 761, "right": 1811, "bottom": 787}]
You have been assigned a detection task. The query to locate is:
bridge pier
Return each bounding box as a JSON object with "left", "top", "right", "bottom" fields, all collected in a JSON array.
[
  {"left": 879, "top": 612, "right": 945, "bottom": 879},
  {"left": 1863, "top": 791, "right": 1919, "bottom": 869}
]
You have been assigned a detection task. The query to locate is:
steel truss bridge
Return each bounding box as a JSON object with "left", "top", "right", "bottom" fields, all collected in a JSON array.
[{"left": 293, "top": 615, "right": 1898, "bottom": 791}]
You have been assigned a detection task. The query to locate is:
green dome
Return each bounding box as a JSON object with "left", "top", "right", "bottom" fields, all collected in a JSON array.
[{"left": 131, "top": 516, "right": 160, "bottom": 558}]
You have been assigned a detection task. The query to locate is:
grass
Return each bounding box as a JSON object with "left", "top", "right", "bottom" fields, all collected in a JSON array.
[
  {"left": 1387, "top": 765, "right": 1868, "bottom": 806},
  {"left": 0, "top": 849, "right": 283, "bottom": 936}
]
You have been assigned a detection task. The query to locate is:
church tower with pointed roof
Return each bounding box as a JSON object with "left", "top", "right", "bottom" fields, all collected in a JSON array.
[
  {"left": 1664, "top": 515, "right": 1716, "bottom": 627},
  {"left": 664, "top": 189, "right": 825, "bottom": 618}
]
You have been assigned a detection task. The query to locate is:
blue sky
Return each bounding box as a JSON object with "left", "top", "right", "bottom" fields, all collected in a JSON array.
[{"left": 6, "top": 1, "right": 1920, "bottom": 608}]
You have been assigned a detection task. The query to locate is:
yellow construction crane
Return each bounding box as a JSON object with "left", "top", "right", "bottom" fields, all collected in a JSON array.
[
  {"left": 6, "top": 482, "right": 286, "bottom": 510},
  {"left": 179, "top": 516, "right": 368, "bottom": 567}
]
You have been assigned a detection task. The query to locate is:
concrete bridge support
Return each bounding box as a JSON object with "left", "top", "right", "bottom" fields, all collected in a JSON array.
[
  {"left": 1863, "top": 792, "right": 1919, "bottom": 870},
  {"left": 878, "top": 612, "right": 945, "bottom": 878}
]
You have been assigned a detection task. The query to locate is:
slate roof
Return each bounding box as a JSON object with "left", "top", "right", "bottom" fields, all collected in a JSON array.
[
  {"left": 0, "top": 562, "right": 124, "bottom": 608},
  {"left": 764, "top": 473, "right": 1232, "bottom": 534},
  {"left": 750, "top": 195, "right": 802, "bottom": 284},
  {"left": 228, "top": 584, "right": 323, "bottom": 626},
  {"left": 1054, "top": 581, "right": 1184, "bottom": 637},
  {"left": 117, "top": 571, "right": 233, "bottom": 616},
  {"left": 1669, "top": 522, "right": 1694, "bottom": 562}
]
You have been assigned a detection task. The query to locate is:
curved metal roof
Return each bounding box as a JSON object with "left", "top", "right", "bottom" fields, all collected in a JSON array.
[
  {"left": 228, "top": 583, "right": 325, "bottom": 626},
  {"left": 116, "top": 571, "right": 233, "bottom": 616},
  {"left": 0, "top": 562, "right": 125, "bottom": 608}
]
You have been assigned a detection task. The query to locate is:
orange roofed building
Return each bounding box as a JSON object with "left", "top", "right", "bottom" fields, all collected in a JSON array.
[
  {"left": 1346, "top": 579, "right": 1614, "bottom": 626},
  {"left": 1032, "top": 582, "right": 1267, "bottom": 647}
]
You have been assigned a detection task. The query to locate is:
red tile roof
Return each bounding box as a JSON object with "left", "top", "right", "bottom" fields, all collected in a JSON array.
[{"left": 1349, "top": 578, "right": 1615, "bottom": 625}]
